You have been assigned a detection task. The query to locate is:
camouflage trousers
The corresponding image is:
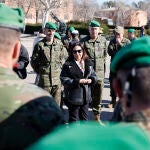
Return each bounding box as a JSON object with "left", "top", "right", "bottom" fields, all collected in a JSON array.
[
  {"left": 37, "top": 75, "right": 61, "bottom": 106},
  {"left": 91, "top": 80, "right": 104, "bottom": 115},
  {"left": 109, "top": 72, "right": 117, "bottom": 106},
  {"left": 41, "top": 85, "right": 61, "bottom": 106}
]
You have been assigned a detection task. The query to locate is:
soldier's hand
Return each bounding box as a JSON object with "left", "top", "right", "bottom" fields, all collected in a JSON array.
[{"left": 94, "top": 114, "right": 100, "bottom": 121}]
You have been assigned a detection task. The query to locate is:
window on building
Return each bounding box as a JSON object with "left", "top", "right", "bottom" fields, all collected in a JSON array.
[{"left": 64, "top": 1, "right": 68, "bottom": 7}]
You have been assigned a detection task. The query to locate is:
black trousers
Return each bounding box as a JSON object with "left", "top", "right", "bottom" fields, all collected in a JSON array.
[{"left": 68, "top": 102, "right": 89, "bottom": 123}]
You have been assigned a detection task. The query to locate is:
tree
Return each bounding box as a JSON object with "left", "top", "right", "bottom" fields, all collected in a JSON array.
[
  {"left": 73, "top": 0, "right": 99, "bottom": 21},
  {"left": 131, "top": 1, "right": 145, "bottom": 10},
  {"left": 6, "top": 0, "right": 32, "bottom": 17},
  {"left": 101, "top": 1, "right": 116, "bottom": 9},
  {"left": 39, "top": 0, "right": 62, "bottom": 28}
]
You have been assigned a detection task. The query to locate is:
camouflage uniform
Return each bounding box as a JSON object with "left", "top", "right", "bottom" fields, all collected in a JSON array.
[
  {"left": 108, "top": 37, "right": 130, "bottom": 106},
  {"left": 61, "top": 35, "right": 72, "bottom": 51},
  {"left": 0, "top": 4, "right": 64, "bottom": 149},
  {"left": 31, "top": 37, "right": 67, "bottom": 106},
  {"left": 0, "top": 67, "right": 64, "bottom": 149},
  {"left": 81, "top": 35, "right": 107, "bottom": 115}
]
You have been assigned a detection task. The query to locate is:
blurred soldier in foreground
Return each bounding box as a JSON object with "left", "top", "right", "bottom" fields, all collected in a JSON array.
[
  {"left": 107, "top": 26, "right": 130, "bottom": 108},
  {"left": 31, "top": 22, "right": 67, "bottom": 106},
  {"left": 27, "top": 36, "right": 150, "bottom": 150},
  {"left": 110, "top": 36, "right": 150, "bottom": 124},
  {"left": 80, "top": 20, "right": 107, "bottom": 121},
  {"left": 0, "top": 3, "right": 64, "bottom": 150},
  {"left": 13, "top": 44, "right": 29, "bottom": 79},
  {"left": 128, "top": 28, "right": 137, "bottom": 41}
]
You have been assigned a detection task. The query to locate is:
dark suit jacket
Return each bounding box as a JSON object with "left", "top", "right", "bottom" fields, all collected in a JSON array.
[{"left": 60, "top": 59, "right": 97, "bottom": 105}]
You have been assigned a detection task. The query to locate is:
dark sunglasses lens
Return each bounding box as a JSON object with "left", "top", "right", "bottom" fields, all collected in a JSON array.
[{"left": 73, "top": 50, "right": 82, "bottom": 54}]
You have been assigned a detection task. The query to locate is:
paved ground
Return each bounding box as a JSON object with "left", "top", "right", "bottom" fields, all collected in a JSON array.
[{"left": 21, "top": 34, "right": 114, "bottom": 122}]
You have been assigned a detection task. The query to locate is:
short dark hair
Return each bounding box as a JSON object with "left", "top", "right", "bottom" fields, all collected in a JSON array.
[{"left": 117, "top": 67, "right": 150, "bottom": 105}]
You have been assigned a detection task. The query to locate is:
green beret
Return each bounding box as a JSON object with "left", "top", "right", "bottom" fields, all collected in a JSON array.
[
  {"left": 128, "top": 28, "right": 135, "bottom": 33},
  {"left": 0, "top": 3, "right": 24, "bottom": 32},
  {"left": 27, "top": 122, "right": 150, "bottom": 150},
  {"left": 54, "top": 32, "right": 61, "bottom": 40},
  {"left": 110, "top": 36, "right": 150, "bottom": 73},
  {"left": 45, "top": 22, "right": 57, "bottom": 30},
  {"left": 89, "top": 20, "right": 100, "bottom": 27},
  {"left": 68, "top": 26, "right": 75, "bottom": 32}
]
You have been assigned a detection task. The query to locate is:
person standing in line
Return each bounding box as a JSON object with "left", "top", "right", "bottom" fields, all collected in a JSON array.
[
  {"left": 13, "top": 44, "right": 29, "bottom": 79},
  {"left": 128, "top": 28, "right": 137, "bottom": 41},
  {"left": 0, "top": 3, "right": 64, "bottom": 149},
  {"left": 80, "top": 20, "right": 107, "bottom": 121},
  {"left": 62, "top": 26, "right": 75, "bottom": 51},
  {"left": 60, "top": 42, "right": 97, "bottom": 122},
  {"left": 140, "top": 25, "right": 145, "bottom": 37},
  {"left": 54, "top": 32, "right": 61, "bottom": 40},
  {"left": 31, "top": 22, "right": 67, "bottom": 106},
  {"left": 107, "top": 26, "right": 130, "bottom": 108}
]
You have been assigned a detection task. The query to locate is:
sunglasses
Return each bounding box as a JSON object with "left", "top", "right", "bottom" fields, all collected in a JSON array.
[{"left": 73, "top": 49, "right": 82, "bottom": 54}]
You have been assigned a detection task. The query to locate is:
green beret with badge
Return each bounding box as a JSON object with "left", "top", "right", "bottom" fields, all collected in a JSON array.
[
  {"left": 128, "top": 28, "right": 135, "bottom": 33},
  {"left": 54, "top": 32, "right": 61, "bottom": 40},
  {"left": 110, "top": 36, "right": 150, "bottom": 74},
  {"left": 45, "top": 22, "right": 57, "bottom": 30},
  {"left": 0, "top": 3, "right": 24, "bottom": 32},
  {"left": 89, "top": 20, "right": 100, "bottom": 27}
]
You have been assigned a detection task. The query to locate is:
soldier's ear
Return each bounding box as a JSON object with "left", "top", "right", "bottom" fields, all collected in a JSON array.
[
  {"left": 113, "top": 78, "right": 123, "bottom": 98},
  {"left": 12, "top": 41, "right": 21, "bottom": 66}
]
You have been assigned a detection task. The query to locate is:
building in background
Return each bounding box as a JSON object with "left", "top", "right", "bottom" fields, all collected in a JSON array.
[
  {"left": 94, "top": 7, "right": 147, "bottom": 27},
  {"left": 3, "top": 0, "right": 74, "bottom": 24}
]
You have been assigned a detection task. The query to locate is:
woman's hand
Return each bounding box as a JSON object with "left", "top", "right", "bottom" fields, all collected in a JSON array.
[{"left": 79, "top": 79, "right": 92, "bottom": 84}]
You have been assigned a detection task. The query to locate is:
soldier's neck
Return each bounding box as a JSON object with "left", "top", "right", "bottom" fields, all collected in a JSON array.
[{"left": 138, "top": 108, "right": 150, "bottom": 133}]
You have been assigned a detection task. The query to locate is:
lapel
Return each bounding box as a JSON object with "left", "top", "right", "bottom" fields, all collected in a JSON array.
[{"left": 69, "top": 61, "right": 84, "bottom": 78}]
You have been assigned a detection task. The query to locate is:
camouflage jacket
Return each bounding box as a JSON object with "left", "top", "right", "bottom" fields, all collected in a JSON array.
[
  {"left": 61, "top": 35, "right": 72, "bottom": 51},
  {"left": 80, "top": 35, "right": 107, "bottom": 80},
  {"left": 31, "top": 37, "right": 67, "bottom": 86},
  {"left": 0, "top": 67, "right": 64, "bottom": 149},
  {"left": 108, "top": 37, "right": 130, "bottom": 61}
]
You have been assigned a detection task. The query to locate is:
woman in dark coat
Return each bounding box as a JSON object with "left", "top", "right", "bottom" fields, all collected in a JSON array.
[{"left": 60, "top": 42, "right": 97, "bottom": 122}]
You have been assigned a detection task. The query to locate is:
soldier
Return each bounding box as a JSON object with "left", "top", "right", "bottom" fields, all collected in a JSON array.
[
  {"left": 31, "top": 22, "right": 67, "bottom": 106},
  {"left": 0, "top": 3, "right": 64, "bottom": 149},
  {"left": 128, "top": 28, "right": 137, "bottom": 41},
  {"left": 62, "top": 26, "right": 75, "bottom": 51},
  {"left": 107, "top": 26, "right": 130, "bottom": 108},
  {"left": 54, "top": 32, "right": 61, "bottom": 40},
  {"left": 80, "top": 20, "right": 107, "bottom": 121},
  {"left": 110, "top": 36, "right": 150, "bottom": 123}
]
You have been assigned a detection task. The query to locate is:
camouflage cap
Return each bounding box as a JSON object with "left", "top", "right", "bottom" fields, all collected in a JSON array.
[
  {"left": 0, "top": 3, "right": 24, "bottom": 32},
  {"left": 89, "top": 20, "right": 100, "bottom": 27},
  {"left": 128, "top": 28, "right": 135, "bottom": 33},
  {"left": 114, "top": 26, "right": 124, "bottom": 34},
  {"left": 68, "top": 26, "right": 75, "bottom": 32},
  {"left": 110, "top": 36, "right": 150, "bottom": 73},
  {"left": 45, "top": 22, "right": 57, "bottom": 30},
  {"left": 54, "top": 32, "right": 61, "bottom": 40}
]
